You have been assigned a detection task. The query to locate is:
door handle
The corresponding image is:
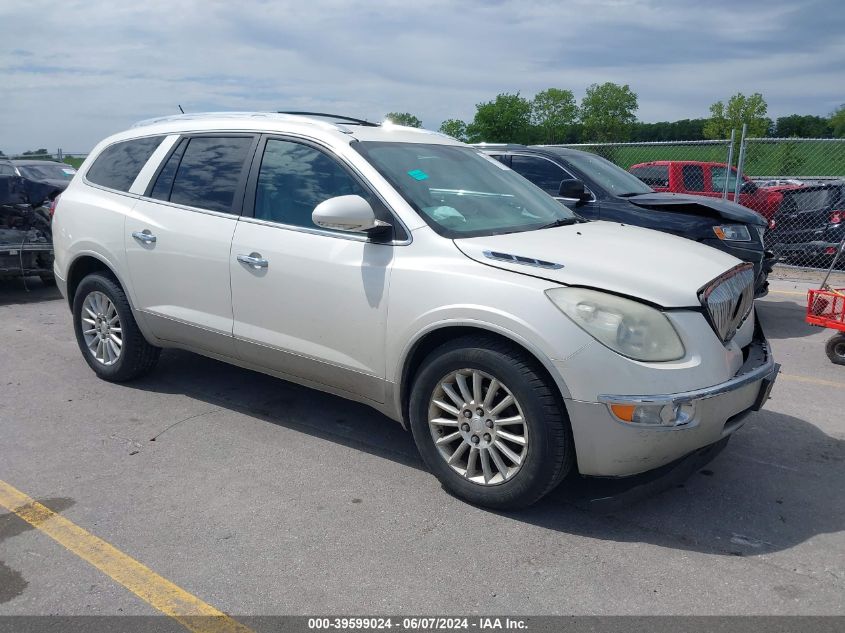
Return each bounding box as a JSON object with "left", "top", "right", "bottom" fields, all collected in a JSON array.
[
  {"left": 132, "top": 230, "right": 156, "bottom": 244},
  {"left": 237, "top": 252, "right": 269, "bottom": 269}
]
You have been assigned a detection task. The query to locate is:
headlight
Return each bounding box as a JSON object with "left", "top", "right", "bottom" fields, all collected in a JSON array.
[
  {"left": 545, "top": 287, "right": 685, "bottom": 362},
  {"left": 713, "top": 225, "right": 751, "bottom": 241}
]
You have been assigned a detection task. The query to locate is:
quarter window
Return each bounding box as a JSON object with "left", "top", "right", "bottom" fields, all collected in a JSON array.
[
  {"left": 149, "top": 138, "right": 187, "bottom": 201},
  {"left": 164, "top": 136, "right": 254, "bottom": 213},
  {"left": 86, "top": 136, "right": 164, "bottom": 192},
  {"left": 682, "top": 164, "right": 705, "bottom": 191},
  {"left": 510, "top": 155, "right": 567, "bottom": 195},
  {"left": 253, "top": 139, "right": 368, "bottom": 229}
]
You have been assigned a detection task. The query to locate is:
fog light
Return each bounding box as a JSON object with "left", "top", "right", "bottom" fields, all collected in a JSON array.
[{"left": 609, "top": 402, "right": 695, "bottom": 427}]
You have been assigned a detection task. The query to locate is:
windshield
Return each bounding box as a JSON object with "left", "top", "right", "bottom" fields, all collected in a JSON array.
[
  {"left": 18, "top": 163, "right": 76, "bottom": 180},
  {"left": 354, "top": 142, "right": 577, "bottom": 238},
  {"left": 558, "top": 151, "right": 652, "bottom": 197}
]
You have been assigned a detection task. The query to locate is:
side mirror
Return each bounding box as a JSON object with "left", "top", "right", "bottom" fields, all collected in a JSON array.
[
  {"left": 740, "top": 180, "right": 758, "bottom": 194},
  {"left": 312, "top": 195, "right": 391, "bottom": 234},
  {"left": 558, "top": 178, "right": 590, "bottom": 202}
]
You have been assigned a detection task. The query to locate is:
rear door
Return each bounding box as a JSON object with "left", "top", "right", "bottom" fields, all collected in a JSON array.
[{"left": 125, "top": 134, "right": 258, "bottom": 357}]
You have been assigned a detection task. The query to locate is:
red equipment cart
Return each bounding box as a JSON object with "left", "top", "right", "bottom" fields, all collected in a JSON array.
[{"left": 806, "top": 238, "right": 845, "bottom": 365}]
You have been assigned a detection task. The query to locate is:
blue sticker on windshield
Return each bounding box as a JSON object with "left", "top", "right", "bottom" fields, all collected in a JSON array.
[{"left": 407, "top": 169, "right": 429, "bottom": 181}]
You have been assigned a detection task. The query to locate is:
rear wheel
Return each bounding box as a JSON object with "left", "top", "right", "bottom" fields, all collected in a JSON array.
[
  {"left": 409, "top": 335, "right": 573, "bottom": 509},
  {"left": 826, "top": 333, "right": 845, "bottom": 366},
  {"left": 73, "top": 273, "right": 160, "bottom": 381}
]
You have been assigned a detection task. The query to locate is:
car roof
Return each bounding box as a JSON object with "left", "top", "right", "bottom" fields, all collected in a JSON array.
[
  {"left": 12, "top": 159, "right": 67, "bottom": 166},
  {"left": 114, "top": 112, "right": 463, "bottom": 149},
  {"left": 474, "top": 143, "right": 592, "bottom": 160}
]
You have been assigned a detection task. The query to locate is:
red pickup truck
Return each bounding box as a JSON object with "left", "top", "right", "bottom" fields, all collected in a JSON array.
[{"left": 628, "top": 161, "right": 801, "bottom": 226}]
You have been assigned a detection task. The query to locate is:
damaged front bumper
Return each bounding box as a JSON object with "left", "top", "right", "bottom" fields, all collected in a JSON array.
[
  {"left": 565, "top": 323, "right": 779, "bottom": 477},
  {"left": 0, "top": 240, "right": 54, "bottom": 279}
]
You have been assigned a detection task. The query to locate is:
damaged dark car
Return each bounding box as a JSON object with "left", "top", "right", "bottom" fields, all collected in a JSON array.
[
  {"left": 477, "top": 145, "right": 774, "bottom": 297},
  {"left": 1, "top": 165, "right": 62, "bottom": 285}
]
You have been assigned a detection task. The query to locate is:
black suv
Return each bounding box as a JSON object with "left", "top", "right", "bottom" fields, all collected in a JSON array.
[
  {"left": 477, "top": 144, "right": 774, "bottom": 297},
  {"left": 767, "top": 182, "right": 845, "bottom": 266}
]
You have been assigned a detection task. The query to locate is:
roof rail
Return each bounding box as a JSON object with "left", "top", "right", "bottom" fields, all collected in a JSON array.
[
  {"left": 131, "top": 111, "right": 348, "bottom": 132},
  {"left": 276, "top": 111, "right": 380, "bottom": 127}
]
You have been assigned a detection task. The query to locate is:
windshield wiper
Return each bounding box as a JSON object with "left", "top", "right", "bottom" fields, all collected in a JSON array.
[{"left": 538, "top": 217, "right": 582, "bottom": 230}]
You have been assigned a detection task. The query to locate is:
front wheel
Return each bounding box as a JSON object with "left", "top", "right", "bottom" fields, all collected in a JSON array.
[
  {"left": 409, "top": 336, "right": 573, "bottom": 509},
  {"left": 72, "top": 273, "right": 161, "bottom": 381},
  {"left": 826, "top": 333, "right": 845, "bottom": 366}
]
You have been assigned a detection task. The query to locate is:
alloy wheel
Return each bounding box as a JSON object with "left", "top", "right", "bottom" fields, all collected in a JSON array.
[
  {"left": 80, "top": 291, "right": 123, "bottom": 366},
  {"left": 427, "top": 369, "right": 529, "bottom": 485}
]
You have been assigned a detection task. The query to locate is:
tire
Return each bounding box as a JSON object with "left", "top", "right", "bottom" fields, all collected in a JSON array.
[
  {"left": 72, "top": 273, "right": 160, "bottom": 382},
  {"left": 826, "top": 334, "right": 845, "bottom": 366},
  {"left": 409, "top": 335, "right": 573, "bottom": 510}
]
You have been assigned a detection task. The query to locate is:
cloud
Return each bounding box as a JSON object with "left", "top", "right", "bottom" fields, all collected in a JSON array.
[{"left": 0, "top": 0, "right": 842, "bottom": 153}]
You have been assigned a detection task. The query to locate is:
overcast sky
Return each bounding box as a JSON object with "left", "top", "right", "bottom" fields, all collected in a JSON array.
[{"left": 1, "top": 0, "right": 843, "bottom": 154}]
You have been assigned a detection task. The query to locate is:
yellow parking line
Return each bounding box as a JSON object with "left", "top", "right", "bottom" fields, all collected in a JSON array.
[
  {"left": 779, "top": 373, "right": 845, "bottom": 389},
  {"left": 0, "top": 479, "right": 252, "bottom": 633}
]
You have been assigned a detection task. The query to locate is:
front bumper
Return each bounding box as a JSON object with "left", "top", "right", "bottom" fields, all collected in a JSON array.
[{"left": 565, "top": 324, "right": 779, "bottom": 477}]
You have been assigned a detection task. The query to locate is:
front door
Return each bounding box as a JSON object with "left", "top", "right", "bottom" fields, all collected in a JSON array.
[{"left": 230, "top": 137, "right": 394, "bottom": 403}]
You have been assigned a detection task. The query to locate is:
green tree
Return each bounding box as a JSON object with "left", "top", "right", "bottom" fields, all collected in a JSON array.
[
  {"left": 631, "top": 118, "right": 707, "bottom": 142},
  {"left": 438, "top": 119, "right": 468, "bottom": 142},
  {"left": 384, "top": 112, "right": 422, "bottom": 127},
  {"left": 466, "top": 92, "right": 534, "bottom": 143},
  {"left": 579, "top": 82, "right": 638, "bottom": 142},
  {"left": 531, "top": 88, "right": 578, "bottom": 144},
  {"left": 23, "top": 148, "right": 50, "bottom": 156},
  {"left": 703, "top": 92, "right": 769, "bottom": 139},
  {"left": 831, "top": 105, "right": 845, "bottom": 138},
  {"left": 776, "top": 141, "right": 803, "bottom": 175},
  {"left": 775, "top": 114, "right": 832, "bottom": 138}
]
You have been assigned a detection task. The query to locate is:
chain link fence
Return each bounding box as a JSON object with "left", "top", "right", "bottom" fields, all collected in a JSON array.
[{"left": 555, "top": 137, "right": 845, "bottom": 272}]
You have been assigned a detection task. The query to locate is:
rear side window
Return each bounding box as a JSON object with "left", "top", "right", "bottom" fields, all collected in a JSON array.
[
  {"left": 86, "top": 136, "right": 164, "bottom": 192},
  {"left": 629, "top": 165, "right": 668, "bottom": 188},
  {"left": 161, "top": 136, "right": 254, "bottom": 213},
  {"left": 149, "top": 139, "right": 187, "bottom": 201},
  {"left": 0, "top": 162, "right": 15, "bottom": 176},
  {"left": 682, "top": 164, "right": 705, "bottom": 191}
]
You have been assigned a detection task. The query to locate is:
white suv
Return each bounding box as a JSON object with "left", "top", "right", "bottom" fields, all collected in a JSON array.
[{"left": 53, "top": 112, "right": 778, "bottom": 508}]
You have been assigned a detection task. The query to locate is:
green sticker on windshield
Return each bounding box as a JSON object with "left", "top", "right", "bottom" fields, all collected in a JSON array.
[{"left": 407, "top": 169, "right": 429, "bottom": 181}]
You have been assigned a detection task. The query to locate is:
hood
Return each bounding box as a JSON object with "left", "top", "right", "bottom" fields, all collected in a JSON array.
[
  {"left": 454, "top": 221, "right": 742, "bottom": 308},
  {"left": 626, "top": 192, "right": 766, "bottom": 226},
  {"left": 36, "top": 178, "right": 71, "bottom": 191}
]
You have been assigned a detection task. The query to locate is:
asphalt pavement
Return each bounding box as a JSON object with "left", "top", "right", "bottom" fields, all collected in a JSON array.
[{"left": 0, "top": 275, "right": 843, "bottom": 618}]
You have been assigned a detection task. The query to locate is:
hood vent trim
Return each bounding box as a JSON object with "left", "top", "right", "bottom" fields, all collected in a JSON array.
[{"left": 483, "top": 250, "right": 564, "bottom": 270}]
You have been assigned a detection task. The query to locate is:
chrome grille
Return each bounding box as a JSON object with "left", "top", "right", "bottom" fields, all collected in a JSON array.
[{"left": 700, "top": 265, "right": 755, "bottom": 343}]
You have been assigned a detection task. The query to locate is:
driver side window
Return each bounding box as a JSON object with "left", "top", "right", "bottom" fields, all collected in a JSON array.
[
  {"left": 510, "top": 155, "right": 568, "bottom": 195},
  {"left": 254, "top": 139, "right": 369, "bottom": 230}
]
